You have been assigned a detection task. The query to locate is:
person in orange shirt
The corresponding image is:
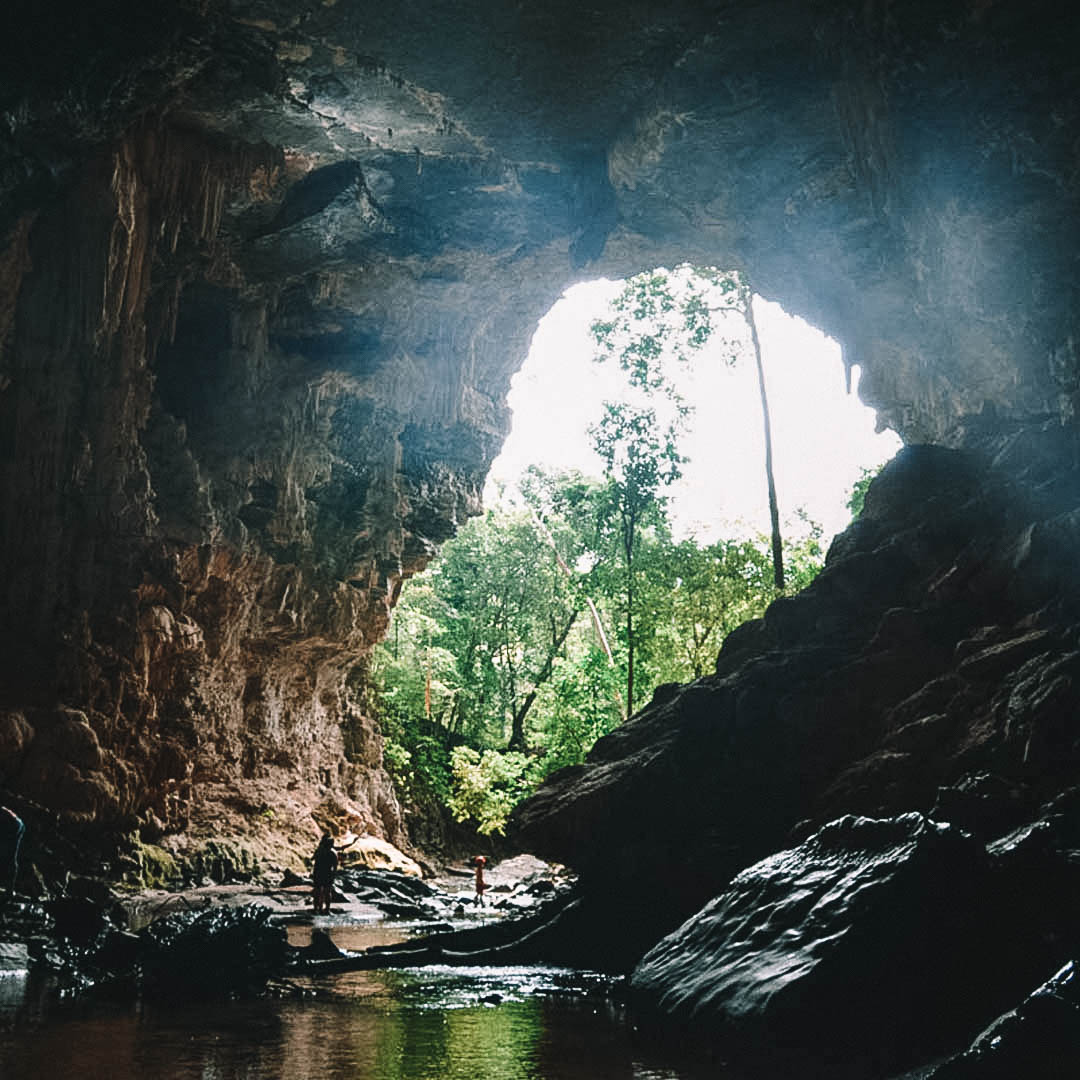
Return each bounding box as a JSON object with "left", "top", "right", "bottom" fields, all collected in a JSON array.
[{"left": 473, "top": 855, "right": 488, "bottom": 906}]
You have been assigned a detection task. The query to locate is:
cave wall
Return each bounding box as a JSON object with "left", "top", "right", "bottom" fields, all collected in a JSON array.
[{"left": 0, "top": 0, "right": 1078, "bottom": 868}]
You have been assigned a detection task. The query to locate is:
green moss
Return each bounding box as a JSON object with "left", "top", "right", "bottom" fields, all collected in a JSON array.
[
  {"left": 186, "top": 840, "right": 261, "bottom": 884},
  {"left": 133, "top": 842, "right": 181, "bottom": 889}
]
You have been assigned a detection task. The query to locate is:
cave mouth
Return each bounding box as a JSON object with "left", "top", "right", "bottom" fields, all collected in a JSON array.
[
  {"left": 377, "top": 273, "right": 905, "bottom": 828},
  {"left": 487, "top": 274, "right": 902, "bottom": 546}
]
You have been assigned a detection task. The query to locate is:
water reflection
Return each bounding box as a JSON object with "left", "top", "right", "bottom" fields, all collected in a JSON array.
[
  {"left": 0, "top": 973, "right": 28, "bottom": 1027},
  {"left": 0, "top": 962, "right": 724, "bottom": 1080},
  {"left": 1, "top": 908, "right": 758, "bottom": 1080}
]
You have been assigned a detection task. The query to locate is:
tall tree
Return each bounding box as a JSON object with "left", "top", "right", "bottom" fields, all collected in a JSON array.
[
  {"left": 589, "top": 400, "right": 686, "bottom": 714},
  {"left": 591, "top": 265, "right": 786, "bottom": 590},
  {"left": 739, "top": 276, "right": 784, "bottom": 590}
]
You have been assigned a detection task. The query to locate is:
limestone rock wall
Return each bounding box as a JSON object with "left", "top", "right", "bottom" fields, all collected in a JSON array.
[{"left": 0, "top": 0, "right": 1078, "bottom": 873}]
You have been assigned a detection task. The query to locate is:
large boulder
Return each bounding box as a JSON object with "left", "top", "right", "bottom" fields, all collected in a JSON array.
[
  {"left": 630, "top": 814, "right": 1014, "bottom": 1066},
  {"left": 514, "top": 445, "right": 1080, "bottom": 943},
  {"left": 137, "top": 905, "right": 289, "bottom": 999}
]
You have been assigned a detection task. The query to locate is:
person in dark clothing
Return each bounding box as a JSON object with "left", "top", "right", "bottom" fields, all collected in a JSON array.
[
  {"left": 1, "top": 806, "right": 25, "bottom": 893},
  {"left": 312, "top": 835, "right": 338, "bottom": 914},
  {"left": 311, "top": 833, "right": 357, "bottom": 914}
]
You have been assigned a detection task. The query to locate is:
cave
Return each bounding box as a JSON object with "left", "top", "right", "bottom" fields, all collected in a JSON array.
[{"left": 2, "top": 0, "right": 1080, "bottom": 1075}]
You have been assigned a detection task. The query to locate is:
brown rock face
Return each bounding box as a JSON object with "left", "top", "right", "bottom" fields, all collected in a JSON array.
[{"left": 1, "top": 1, "right": 1078, "bottom": 873}]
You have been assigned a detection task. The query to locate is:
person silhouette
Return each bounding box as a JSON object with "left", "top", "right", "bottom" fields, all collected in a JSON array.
[
  {"left": 311, "top": 832, "right": 357, "bottom": 914},
  {"left": 312, "top": 835, "right": 339, "bottom": 914}
]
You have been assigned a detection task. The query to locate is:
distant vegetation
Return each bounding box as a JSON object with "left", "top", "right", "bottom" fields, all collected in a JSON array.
[
  {"left": 373, "top": 467, "right": 826, "bottom": 837},
  {"left": 373, "top": 267, "right": 877, "bottom": 838}
]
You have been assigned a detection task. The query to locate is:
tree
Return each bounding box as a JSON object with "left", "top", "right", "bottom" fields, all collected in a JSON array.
[
  {"left": 620, "top": 522, "right": 824, "bottom": 691},
  {"left": 589, "top": 400, "right": 687, "bottom": 715},
  {"left": 591, "top": 265, "right": 786, "bottom": 590},
  {"left": 739, "top": 275, "right": 785, "bottom": 590},
  {"left": 429, "top": 505, "right": 579, "bottom": 750},
  {"left": 846, "top": 464, "right": 881, "bottom": 520},
  {"left": 371, "top": 470, "right": 824, "bottom": 837}
]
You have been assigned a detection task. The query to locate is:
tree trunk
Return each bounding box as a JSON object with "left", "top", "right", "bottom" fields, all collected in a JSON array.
[
  {"left": 507, "top": 609, "right": 579, "bottom": 752},
  {"left": 744, "top": 287, "right": 784, "bottom": 591}
]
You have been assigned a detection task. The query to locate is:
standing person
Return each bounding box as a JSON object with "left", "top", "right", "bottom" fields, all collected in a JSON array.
[
  {"left": 311, "top": 832, "right": 357, "bottom": 914},
  {"left": 312, "top": 834, "right": 338, "bottom": 915},
  {"left": 1, "top": 805, "right": 25, "bottom": 894},
  {"left": 473, "top": 855, "right": 488, "bottom": 906}
]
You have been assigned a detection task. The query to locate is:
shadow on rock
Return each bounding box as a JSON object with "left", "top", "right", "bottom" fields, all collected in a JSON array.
[{"left": 630, "top": 812, "right": 1070, "bottom": 1073}]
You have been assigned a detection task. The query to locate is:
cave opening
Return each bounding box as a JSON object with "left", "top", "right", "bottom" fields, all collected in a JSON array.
[
  {"left": 376, "top": 270, "right": 903, "bottom": 847},
  {"left": 4, "top": 1, "right": 1080, "bottom": 1071}
]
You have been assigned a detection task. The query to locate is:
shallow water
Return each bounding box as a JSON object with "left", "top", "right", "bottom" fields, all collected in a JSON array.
[
  {"left": 0, "top": 920, "right": 931, "bottom": 1080},
  {"left": 0, "top": 923, "right": 731, "bottom": 1080}
]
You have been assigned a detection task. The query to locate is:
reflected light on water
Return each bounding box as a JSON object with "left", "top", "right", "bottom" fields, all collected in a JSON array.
[{"left": 0, "top": 964, "right": 734, "bottom": 1080}]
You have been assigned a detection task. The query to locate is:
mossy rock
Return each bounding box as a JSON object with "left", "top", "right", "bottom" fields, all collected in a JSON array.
[
  {"left": 184, "top": 840, "right": 261, "bottom": 884},
  {"left": 136, "top": 843, "right": 182, "bottom": 888}
]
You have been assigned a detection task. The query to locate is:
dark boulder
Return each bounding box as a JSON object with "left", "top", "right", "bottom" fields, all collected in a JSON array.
[
  {"left": 45, "top": 896, "right": 106, "bottom": 946},
  {"left": 630, "top": 814, "right": 1010, "bottom": 1066},
  {"left": 138, "top": 905, "right": 288, "bottom": 999}
]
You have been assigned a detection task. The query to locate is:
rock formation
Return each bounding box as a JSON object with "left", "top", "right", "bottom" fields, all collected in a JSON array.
[
  {"left": 1, "top": 7, "right": 1079, "bottom": 1059},
  {"left": 631, "top": 814, "right": 999, "bottom": 1063}
]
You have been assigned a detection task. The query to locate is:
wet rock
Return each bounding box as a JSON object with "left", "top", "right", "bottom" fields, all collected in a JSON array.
[
  {"left": 302, "top": 891, "right": 585, "bottom": 973},
  {"left": 0, "top": 942, "right": 29, "bottom": 972},
  {"left": 92, "top": 929, "right": 142, "bottom": 976},
  {"left": 338, "top": 867, "right": 437, "bottom": 901},
  {"left": 980, "top": 789, "right": 1080, "bottom": 984},
  {"left": 931, "top": 773, "right": 1034, "bottom": 841},
  {"left": 139, "top": 905, "right": 288, "bottom": 999},
  {"left": 46, "top": 896, "right": 105, "bottom": 946},
  {"left": 630, "top": 814, "right": 1005, "bottom": 1064},
  {"left": 930, "top": 961, "right": 1080, "bottom": 1080}
]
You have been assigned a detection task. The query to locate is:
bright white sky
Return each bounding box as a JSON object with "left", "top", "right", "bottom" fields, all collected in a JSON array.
[{"left": 485, "top": 279, "right": 902, "bottom": 546}]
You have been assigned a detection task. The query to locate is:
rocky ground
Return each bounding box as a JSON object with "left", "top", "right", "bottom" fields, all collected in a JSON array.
[{"left": 0, "top": 850, "right": 572, "bottom": 995}]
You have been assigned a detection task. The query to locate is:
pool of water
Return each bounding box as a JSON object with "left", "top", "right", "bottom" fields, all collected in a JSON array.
[
  {"left": 0, "top": 922, "right": 737, "bottom": 1080},
  {"left": 0, "top": 968, "right": 734, "bottom": 1080},
  {"left": 0, "top": 921, "right": 933, "bottom": 1079}
]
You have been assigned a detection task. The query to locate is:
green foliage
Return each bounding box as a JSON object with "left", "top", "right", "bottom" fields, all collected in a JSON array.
[
  {"left": 846, "top": 464, "right": 881, "bottom": 520},
  {"left": 446, "top": 746, "right": 540, "bottom": 836},
  {"left": 371, "top": 466, "right": 825, "bottom": 838},
  {"left": 590, "top": 266, "right": 746, "bottom": 381},
  {"left": 532, "top": 648, "right": 624, "bottom": 771},
  {"left": 370, "top": 264, "right": 827, "bottom": 840}
]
